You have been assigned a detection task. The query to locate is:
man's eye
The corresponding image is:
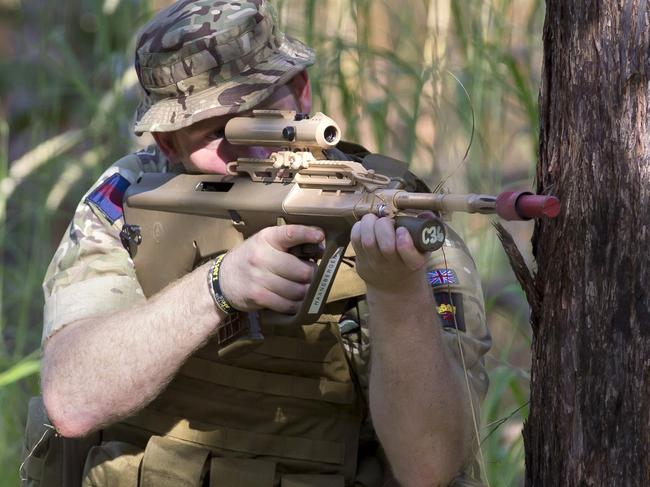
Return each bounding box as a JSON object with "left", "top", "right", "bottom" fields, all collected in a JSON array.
[{"left": 207, "top": 128, "right": 225, "bottom": 140}]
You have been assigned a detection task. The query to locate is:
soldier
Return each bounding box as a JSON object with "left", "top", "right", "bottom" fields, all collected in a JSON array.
[{"left": 23, "top": 1, "right": 491, "bottom": 486}]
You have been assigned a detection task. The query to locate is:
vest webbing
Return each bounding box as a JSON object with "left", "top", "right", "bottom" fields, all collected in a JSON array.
[
  {"left": 98, "top": 314, "right": 363, "bottom": 485},
  {"left": 116, "top": 408, "right": 347, "bottom": 465},
  {"left": 179, "top": 359, "right": 356, "bottom": 405}
]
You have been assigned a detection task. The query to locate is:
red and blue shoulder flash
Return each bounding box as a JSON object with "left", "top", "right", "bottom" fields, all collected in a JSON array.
[{"left": 85, "top": 173, "right": 132, "bottom": 225}]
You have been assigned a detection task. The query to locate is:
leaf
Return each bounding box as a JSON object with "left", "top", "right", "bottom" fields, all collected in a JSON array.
[{"left": 0, "top": 358, "right": 41, "bottom": 388}]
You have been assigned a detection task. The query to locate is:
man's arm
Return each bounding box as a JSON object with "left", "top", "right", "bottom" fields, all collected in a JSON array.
[
  {"left": 42, "top": 225, "right": 323, "bottom": 438},
  {"left": 351, "top": 214, "right": 476, "bottom": 487}
]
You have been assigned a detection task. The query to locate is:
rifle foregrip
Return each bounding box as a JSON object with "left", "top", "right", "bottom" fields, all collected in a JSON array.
[{"left": 395, "top": 215, "right": 446, "bottom": 252}]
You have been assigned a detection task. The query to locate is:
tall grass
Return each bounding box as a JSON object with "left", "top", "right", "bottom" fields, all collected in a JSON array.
[{"left": 0, "top": 0, "right": 543, "bottom": 485}]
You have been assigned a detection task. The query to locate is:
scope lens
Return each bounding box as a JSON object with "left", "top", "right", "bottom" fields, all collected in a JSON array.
[{"left": 324, "top": 126, "right": 338, "bottom": 143}]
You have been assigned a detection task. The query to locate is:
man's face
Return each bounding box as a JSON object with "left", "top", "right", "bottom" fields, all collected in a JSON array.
[{"left": 167, "top": 83, "right": 306, "bottom": 174}]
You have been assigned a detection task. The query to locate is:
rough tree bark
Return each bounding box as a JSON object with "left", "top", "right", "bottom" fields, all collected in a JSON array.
[{"left": 522, "top": 1, "right": 650, "bottom": 485}]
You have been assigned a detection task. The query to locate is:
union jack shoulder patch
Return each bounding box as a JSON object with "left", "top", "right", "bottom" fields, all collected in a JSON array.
[{"left": 427, "top": 268, "right": 458, "bottom": 287}]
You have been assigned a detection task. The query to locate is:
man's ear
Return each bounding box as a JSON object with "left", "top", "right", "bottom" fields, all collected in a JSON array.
[
  {"left": 152, "top": 132, "right": 181, "bottom": 164},
  {"left": 290, "top": 70, "right": 312, "bottom": 114}
]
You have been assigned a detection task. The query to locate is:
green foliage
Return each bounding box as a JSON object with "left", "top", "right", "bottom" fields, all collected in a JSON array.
[{"left": 0, "top": 0, "right": 544, "bottom": 485}]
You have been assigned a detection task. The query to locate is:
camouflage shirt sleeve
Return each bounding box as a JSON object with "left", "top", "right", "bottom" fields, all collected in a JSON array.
[{"left": 41, "top": 146, "right": 171, "bottom": 344}]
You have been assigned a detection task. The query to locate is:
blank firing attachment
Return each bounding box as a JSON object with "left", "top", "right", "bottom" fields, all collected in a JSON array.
[
  {"left": 495, "top": 191, "right": 560, "bottom": 220},
  {"left": 394, "top": 191, "right": 560, "bottom": 221}
]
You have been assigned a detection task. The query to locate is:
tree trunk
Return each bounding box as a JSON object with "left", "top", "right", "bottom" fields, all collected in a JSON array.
[{"left": 524, "top": 1, "right": 650, "bottom": 485}]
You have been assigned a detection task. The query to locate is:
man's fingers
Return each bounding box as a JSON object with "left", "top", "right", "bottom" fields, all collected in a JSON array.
[
  {"left": 359, "top": 214, "right": 381, "bottom": 260},
  {"left": 263, "top": 275, "right": 309, "bottom": 302},
  {"left": 350, "top": 221, "right": 362, "bottom": 251},
  {"left": 266, "top": 252, "right": 316, "bottom": 283},
  {"left": 264, "top": 225, "right": 324, "bottom": 251},
  {"left": 246, "top": 284, "right": 301, "bottom": 314},
  {"left": 395, "top": 226, "right": 428, "bottom": 270},
  {"left": 374, "top": 217, "right": 397, "bottom": 257},
  {"left": 349, "top": 216, "right": 431, "bottom": 290}
]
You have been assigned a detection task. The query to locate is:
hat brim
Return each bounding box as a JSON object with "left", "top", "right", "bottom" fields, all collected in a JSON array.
[{"left": 133, "top": 36, "right": 315, "bottom": 135}]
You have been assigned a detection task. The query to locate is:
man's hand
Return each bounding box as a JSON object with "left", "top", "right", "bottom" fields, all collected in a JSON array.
[
  {"left": 350, "top": 214, "right": 429, "bottom": 290},
  {"left": 219, "top": 225, "right": 324, "bottom": 313}
]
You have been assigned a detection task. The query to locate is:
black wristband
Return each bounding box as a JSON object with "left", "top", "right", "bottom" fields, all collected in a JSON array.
[{"left": 207, "top": 253, "right": 236, "bottom": 315}]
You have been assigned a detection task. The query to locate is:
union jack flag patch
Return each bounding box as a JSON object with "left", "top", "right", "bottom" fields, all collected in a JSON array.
[
  {"left": 86, "top": 173, "right": 131, "bottom": 224},
  {"left": 427, "top": 268, "right": 458, "bottom": 287}
]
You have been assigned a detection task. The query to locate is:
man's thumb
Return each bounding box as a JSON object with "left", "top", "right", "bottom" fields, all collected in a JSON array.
[{"left": 266, "top": 225, "right": 324, "bottom": 251}]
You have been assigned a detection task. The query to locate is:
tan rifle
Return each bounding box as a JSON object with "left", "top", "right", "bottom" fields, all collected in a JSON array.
[{"left": 122, "top": 110, "right": 558, "bottom": 344}]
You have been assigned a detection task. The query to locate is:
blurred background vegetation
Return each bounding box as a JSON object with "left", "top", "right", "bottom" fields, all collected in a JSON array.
[{"left": 0, "top": 0, "right": 543, "bottom": 484}]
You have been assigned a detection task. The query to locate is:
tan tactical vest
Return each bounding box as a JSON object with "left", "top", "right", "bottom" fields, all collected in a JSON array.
[
  {"left": 97, "top": 325, "right": 361, "bottom": 486},
  {"left": 79, "top": 251, "right": 370, "bottom": 487},
  {"left": 22, "top": 266, "right": 373, "bottom": 487}
]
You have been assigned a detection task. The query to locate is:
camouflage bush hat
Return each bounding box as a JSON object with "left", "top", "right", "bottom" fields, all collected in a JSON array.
[{"left": 133, "top": 0, "right": 315, "bottom": 135}]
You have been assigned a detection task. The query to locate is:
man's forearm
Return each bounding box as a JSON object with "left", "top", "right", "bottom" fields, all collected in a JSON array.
[
  {"left": 41, "top": 224, "right": 322, "bottom": 438},
  {"left": 41, "top": 261, "right": 222, "bottom": 438},
  {"left": 367, "top": 276, "right": 474, "bottom": 486}
]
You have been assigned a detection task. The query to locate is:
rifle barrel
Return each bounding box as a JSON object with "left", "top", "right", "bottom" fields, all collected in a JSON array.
[{"left": 394, "top": 192, "right": 497, "bottom": 214}]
